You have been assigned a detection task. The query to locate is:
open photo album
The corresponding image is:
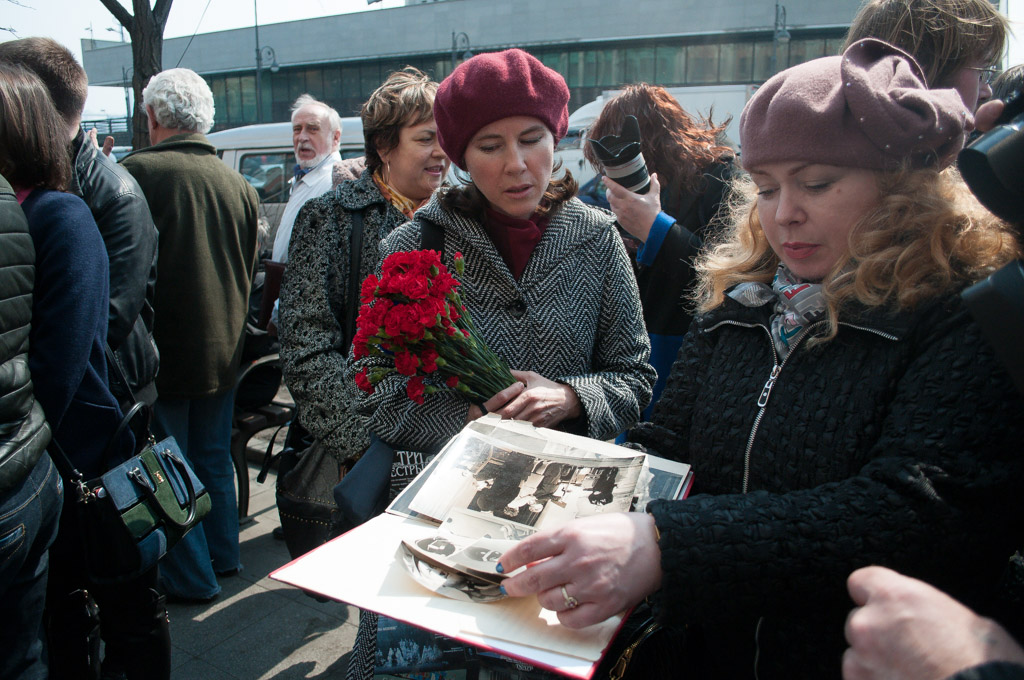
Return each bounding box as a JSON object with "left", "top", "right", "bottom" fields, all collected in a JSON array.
[{"left": 271, "top": 415, "right": 692, "bottom": 679}]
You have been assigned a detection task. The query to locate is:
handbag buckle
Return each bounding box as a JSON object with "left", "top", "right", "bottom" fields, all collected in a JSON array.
[{"left": 128, "top": 466, "right": 154, "bottom": 493}]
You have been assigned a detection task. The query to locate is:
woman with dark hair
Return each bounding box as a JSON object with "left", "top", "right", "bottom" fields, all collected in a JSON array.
[
  {"left": 0, "top": 64, "right": 169, "bottom": 679},
  {"left": 281, "top": 66, "right": 448, "bottom": 467},
  {"left": 585, "top": 83, "right": 734, "bottom": 414},
  {"left": 347, "top": 49, "right": 654, "bottom": 680},
  {"left": 498, "top": 40, "right": 1024, "bottom": 678},
  {"left": 356, "top": 50, "right": 654, "bottom": 450}
]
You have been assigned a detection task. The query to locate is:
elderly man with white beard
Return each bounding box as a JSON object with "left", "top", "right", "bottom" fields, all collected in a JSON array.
[{"left": 271, "top": 94, "right": 343, "bottom": 263}]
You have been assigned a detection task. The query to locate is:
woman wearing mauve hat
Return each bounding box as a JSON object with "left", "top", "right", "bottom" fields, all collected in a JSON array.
[
  {"left": 496, "top": 39, "right": 1024, "bottom": 678},
  {"left": 347, "top": 49, "right": 655, "bottom": 679}
]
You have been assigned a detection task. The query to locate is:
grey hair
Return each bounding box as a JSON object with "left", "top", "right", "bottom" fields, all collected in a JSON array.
[
  {"left": 142, "top": 68, "right": 215, "bottom": 134},
  {"left": 291, "top": 93, "right": 342, "bottom": 137}
]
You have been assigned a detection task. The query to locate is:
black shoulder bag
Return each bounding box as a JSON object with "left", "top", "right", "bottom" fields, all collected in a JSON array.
[
  {"left": 48, "top": 349, "right": 211, "bottom": 584},
  {"left": 271, "top": 209, "right": 367, "bottom": 560}
]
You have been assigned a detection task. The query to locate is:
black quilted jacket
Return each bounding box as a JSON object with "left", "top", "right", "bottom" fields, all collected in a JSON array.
[
  {"left": 0, "top": 174, "right": 50, "bottom": 494},
  {"left": 629, "top": 291, "right": 1024, "bottom": 678}
]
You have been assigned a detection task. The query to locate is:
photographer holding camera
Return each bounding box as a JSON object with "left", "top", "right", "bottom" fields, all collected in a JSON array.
[{"left": 584, "top": 84, "right": 735, "bottom": 415}]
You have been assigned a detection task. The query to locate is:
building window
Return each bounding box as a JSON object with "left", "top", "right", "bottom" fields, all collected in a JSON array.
[
  {"left": 624, "top": 47, "right": 655, "bottom": 84},
  {"left": 687, "top": 43, "right": 719, "bottom": 84},
  {"left": 211, "top": 77, "right": 227, "bottom": 126},
  {"left": 754, "top": 40, "right": 778, "bottom": 81},
  {"left": 720, "top": 42, "right": 754, "bottom": 83},
  {"left": 655, "top": 44, "right": 686, "bottom": 86},
  {"left": 788, "top": 38, "right": 826, "bottom": 66},
  {"left": 225, "top": 76, "right": 242, "bottom": 125},
  {"left": 360, "top": 63, "right": 380, "bottom": 98},
  {"left": 304, "top": 68, "right": 325, "bottom": 99},
  {"left": 596, "top": 48, "right": 621, "bottom": 87},
  {"left": 240, "top": 74, "right": 257, "bottom": 124}
]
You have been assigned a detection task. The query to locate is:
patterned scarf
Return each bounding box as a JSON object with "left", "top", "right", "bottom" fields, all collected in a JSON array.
[
  {"left": 373, "top": 171, "right": 426, "bottom": 221},
  {"left": 727, "top": 264, "right": 828, "bottom": 359}
]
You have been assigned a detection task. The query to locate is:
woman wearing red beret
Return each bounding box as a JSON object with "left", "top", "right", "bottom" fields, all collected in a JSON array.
[{"left": 348, "top": 49, "right": 656, "bottom": 679}]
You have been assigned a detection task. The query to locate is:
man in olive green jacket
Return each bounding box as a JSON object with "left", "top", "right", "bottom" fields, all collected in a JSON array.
[{"left": 121, "top": 68, "right": 259, "bottom": 602}]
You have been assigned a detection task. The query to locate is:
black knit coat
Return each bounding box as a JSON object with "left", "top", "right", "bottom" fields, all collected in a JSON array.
[{"left": 628, "top": 291, "right": 1024, "bottom": 678}]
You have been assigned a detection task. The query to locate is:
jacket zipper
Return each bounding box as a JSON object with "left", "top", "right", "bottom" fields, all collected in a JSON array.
[
  {"left": 707, "top": 318, "right": 823, "bottom": 680},
  {"left": 708, "top": 317, "right": 898, "bottom": 679}
]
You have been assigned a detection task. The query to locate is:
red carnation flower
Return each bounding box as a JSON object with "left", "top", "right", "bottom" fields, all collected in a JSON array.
[
  {"left": 355, "top": 367, "right": 374, "bottom": 394},
  {"left": 406, "top": 375, "right": 426, "bottom": 404}
]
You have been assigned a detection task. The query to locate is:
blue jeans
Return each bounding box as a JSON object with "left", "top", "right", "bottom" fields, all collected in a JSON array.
[
  {"left": 152, "top": 390, "right": 239, "bottom": 599},
  {"left": 0, "top": 454, "right": 63, "bottom": 680}
]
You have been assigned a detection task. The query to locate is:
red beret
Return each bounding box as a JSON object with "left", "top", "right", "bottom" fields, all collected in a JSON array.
[
  {"left": 434, "top": 49, "right": 570, "bottom": 170},
  {"left": 740, "top": 39, "right": 972, "bottom": 171}
]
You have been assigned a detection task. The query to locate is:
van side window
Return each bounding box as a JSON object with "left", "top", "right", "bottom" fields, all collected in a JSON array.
[{"left": 239, "top": 152, "right": 291, "bottom": 204}]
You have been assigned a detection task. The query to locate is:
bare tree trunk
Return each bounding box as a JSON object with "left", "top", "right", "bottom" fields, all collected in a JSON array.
[{"left": 98, "top": 0, "right": 173, "bottom": 149}]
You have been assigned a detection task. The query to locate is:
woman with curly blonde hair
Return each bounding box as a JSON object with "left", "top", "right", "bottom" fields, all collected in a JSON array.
[
  {"left": 497, "top": 40, "right": 1024, "bottom": 678},
  {"left": 698, "top": 164, "right": 1017, "bottom": 344}
]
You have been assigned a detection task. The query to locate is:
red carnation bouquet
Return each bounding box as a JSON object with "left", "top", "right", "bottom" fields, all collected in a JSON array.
[{"left": 353, "top": 250, "right": 516, "bottom": 405}]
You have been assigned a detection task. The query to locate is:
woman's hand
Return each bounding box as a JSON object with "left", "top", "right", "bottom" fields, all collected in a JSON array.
[
  {"left": 603, "top": 172, "right": 663, "bottom": 243},
  {"left": 466, "top": 380, "right": 526, "bottom": 423},
  {"left": 489, "top": 370, "right": 582, "bottom": 428},
  {"left": 498, "top": 512, "right": 663, "bottom": 628}
]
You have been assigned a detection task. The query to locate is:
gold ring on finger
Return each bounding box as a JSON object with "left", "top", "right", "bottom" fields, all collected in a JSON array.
[{"left": 561, "top": 585, "right": 579, "bottom": 609}]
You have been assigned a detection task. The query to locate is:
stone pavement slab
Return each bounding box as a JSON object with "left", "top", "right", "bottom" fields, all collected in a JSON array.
[{"left": 167, "top": 453, "right": 359, "bottom": 679}]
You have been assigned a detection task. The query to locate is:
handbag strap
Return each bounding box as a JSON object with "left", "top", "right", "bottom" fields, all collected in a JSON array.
[
  {"left": 46, "top": 437, "right": 89, "bottom": 503},
  {"left": 104, "top": 343, "right": 137, "bottom": 406},
  {"left": 344, "top": 209, "right": 366, "bottom": 349}
]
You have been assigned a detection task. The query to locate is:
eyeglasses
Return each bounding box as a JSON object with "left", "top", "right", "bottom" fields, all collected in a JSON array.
[{"left": 966, "top": 66, "right": 1000, "bottom": 85}]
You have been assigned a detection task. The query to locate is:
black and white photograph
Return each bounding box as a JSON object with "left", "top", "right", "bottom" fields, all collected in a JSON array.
[
  {"left": 398, "top": 543, "right": 507, "bottom": 604},
  {"left": 406, "top": 426, "right": 645, "bottom": 528}
]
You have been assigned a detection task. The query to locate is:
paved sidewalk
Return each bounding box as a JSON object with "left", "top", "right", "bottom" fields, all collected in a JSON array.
[{"left": 167, "top": 452, "right": 359, "bottom": 679}]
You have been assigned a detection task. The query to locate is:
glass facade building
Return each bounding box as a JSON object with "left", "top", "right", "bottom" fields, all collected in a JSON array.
[{"left": 205, "top": 30, "right": 847, "bottom": 131}]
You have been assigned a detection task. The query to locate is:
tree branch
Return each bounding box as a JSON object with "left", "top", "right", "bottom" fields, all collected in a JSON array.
[
  {"left": 98, "top": 0, "right": 134, "bottom": 32},
  {"left": 153, "top": 0, "right": 173, "bottom": 28},
  {"left": 0, "top": 26, "right": 19, "bottom": 37}
]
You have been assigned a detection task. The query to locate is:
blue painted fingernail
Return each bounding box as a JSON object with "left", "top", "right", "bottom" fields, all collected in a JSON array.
[
  {"left": 495, "top": 563, "right": 504, "bottom": 574},
  {"left": 499, "top": 585, "right": 507, "bottom": 596}
]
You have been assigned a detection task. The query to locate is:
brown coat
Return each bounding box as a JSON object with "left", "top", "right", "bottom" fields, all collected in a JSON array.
[{"left": 121, "top": 133, "right": 259, "bottom": 398}]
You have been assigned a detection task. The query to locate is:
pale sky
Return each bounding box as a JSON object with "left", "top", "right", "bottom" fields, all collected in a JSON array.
[{"left": 1, "top": 0, "right": 405, "bottom": 117}]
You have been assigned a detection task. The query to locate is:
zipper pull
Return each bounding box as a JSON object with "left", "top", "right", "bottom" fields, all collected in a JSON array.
[{"left": 757, "top": 365, "right": 781, "bottom": 408}]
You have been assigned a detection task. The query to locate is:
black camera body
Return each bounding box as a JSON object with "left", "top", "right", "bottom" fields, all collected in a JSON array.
[
  {"left": 959, "top": 92, "right": 1024, "bottom": 396},
  {"left": 958, "top": 91, "right": 1024, "bottom": 225},
  {"left": 587, "top": 115, "right": 652, "bottom": 194}
]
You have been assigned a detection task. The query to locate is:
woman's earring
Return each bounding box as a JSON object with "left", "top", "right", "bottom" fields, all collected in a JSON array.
[{"left": 385, "top": 161, "right": 391, "bottom": 183}]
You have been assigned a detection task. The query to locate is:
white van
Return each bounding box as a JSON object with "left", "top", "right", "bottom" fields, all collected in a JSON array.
[{"left": 208, "top": 117, "right": 365, "bottom": 231}]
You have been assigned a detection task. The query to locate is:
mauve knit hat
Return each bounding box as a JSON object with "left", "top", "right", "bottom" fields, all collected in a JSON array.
[
  {"left": 739, "top": 38, "right": 973, "bottom": 171},
  {"left": 434, "top": 49, "right": 570, "bottom": 170}
]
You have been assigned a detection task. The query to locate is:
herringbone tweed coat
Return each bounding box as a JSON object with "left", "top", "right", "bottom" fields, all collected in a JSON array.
[
  {"left": 280, "top": 169, "right": 408, "bottom": 461},
  {"left": 352, "top": 192, "right": 657, "bottom": 452}
]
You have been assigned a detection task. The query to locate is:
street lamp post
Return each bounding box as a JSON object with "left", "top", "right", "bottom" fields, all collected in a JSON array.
[
  {"left": 771, "top": 2, "right": 791, "bottom": 75},
  {"left": 121, "top": 65, "right": 133, "bottom": 129},
  {"left": 451, "top": 32, "right": 472, "bottom": 72},
  {"left": 254, "top": 1, "right": 280, "bottom": 124}
]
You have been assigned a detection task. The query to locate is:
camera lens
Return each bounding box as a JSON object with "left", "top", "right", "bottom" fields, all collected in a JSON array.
[{"left": 587, "top": 115, "right": 651, "bottom": 194}]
